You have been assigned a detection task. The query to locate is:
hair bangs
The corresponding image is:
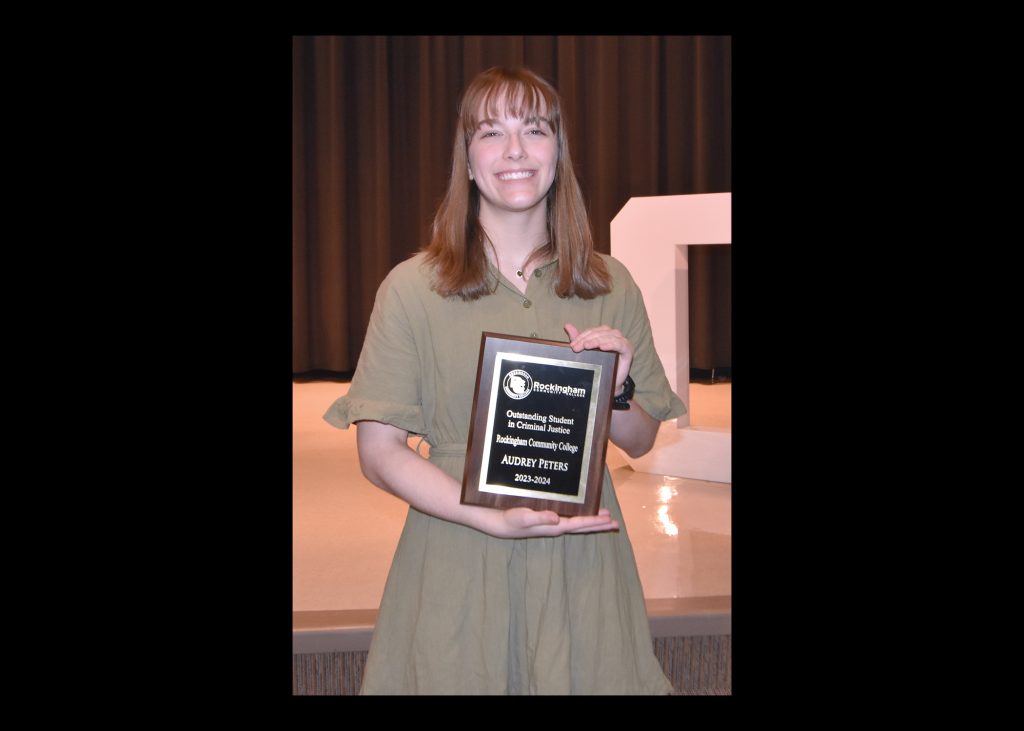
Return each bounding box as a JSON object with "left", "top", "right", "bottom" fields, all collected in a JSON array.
[{"left": 460, "top": 70, "right": 560, "bottom": 143}]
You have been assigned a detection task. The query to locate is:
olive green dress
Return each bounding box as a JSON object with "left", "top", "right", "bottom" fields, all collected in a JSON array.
[{"left": 323, "top": 252, "right": 685, "bottom": 694}]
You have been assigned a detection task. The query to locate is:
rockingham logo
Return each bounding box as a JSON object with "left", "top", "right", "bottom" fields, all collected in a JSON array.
[{"left": 502, "top": 369, "right": 533, "bottom": 400}]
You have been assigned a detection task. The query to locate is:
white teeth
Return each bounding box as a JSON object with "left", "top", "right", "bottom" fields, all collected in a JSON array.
[{"left": 497, "top": 171, "right": 533, "bottom": 180}]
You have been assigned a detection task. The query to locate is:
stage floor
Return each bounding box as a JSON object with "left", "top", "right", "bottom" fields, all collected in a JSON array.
[{"left": 293, "top": 380, "right": 731, "bottom": 614}]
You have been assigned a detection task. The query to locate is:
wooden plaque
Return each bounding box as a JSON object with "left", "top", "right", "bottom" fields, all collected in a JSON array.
[{"left": 460, "top": 333, "right": 618, "bottom": 517}]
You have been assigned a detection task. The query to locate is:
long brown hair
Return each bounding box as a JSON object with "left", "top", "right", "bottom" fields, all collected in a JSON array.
[{"left": 423, "top": 67, "right": 611, "bottom": 300}]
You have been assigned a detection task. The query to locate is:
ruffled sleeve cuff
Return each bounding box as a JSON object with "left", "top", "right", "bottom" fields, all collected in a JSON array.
[
  {"left": 322, "top": 395, "right": 427, "bottom": 436},
  {"left": 633, "top": 388, "right": 687, "bottom": 423}
]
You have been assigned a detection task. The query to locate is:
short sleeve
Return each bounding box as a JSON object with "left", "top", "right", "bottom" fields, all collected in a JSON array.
[
  {"left": 612, "top": 260, "right": 687, "bottom": 422},
  {"left": 322, "top": 265, "right": 427, "bottom": 435}
]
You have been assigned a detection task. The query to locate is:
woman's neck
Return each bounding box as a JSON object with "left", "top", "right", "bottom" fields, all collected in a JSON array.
[{"left": 479, "top": 205, "right": 548, "bottom": 267}]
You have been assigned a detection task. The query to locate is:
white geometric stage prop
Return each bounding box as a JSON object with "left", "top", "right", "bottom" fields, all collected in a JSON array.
[{"left": 610, "top": 193, "right": 731, "bottom": 483}]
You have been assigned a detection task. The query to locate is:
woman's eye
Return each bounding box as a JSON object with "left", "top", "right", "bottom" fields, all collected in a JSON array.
[
  {"left": 481, "top": 130, "right": 499, "bottom": 138},
  {"left": 527, "top": 128, "right": 546, "bottom": 135}
]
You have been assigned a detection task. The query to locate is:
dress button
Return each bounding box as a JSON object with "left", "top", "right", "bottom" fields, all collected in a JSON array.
[
  {"left": 522, "top": 299, "right": 532, "bottom": 308},
  {"left": 530, "top": 332, "right": 538, "bottom": 338}
]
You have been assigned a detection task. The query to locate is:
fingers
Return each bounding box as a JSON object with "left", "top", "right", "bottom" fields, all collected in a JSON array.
[
  {"left": 502, "top": 506, "right": 619, "bottom": 537},
  {"left": 561, "top": 514, "right": 621, "bottom": 534},
  {"left": 563, "top": 323, "right": 633, "bottom": 389},
  {"left": 564, "top": 323, "right": 630, "bottom": 355},
  {"left": 555, "top": 507, "right": 620, "bottom": 534}
]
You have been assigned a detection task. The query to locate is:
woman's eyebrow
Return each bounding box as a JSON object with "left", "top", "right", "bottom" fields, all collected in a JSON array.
[{"left": 476, "top": 116, "right": 551, "bottom": 129}]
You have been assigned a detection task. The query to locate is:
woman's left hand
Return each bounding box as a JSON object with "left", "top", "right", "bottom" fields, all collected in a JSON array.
[{"left": 564, "top": 322, "right": 632, "bottom": 396}]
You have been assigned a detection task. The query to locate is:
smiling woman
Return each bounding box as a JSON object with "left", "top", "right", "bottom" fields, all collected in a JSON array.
[{"left": 322, "top": 65, "right": 686, "bottom": 695}]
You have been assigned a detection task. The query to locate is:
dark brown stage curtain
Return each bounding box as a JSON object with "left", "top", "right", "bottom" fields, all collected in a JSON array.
[{"left": 293, "top": 35, "right": 731, "bottom": 376}]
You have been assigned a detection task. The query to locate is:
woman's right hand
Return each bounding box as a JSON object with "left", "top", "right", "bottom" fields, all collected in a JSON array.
[{"left": 488, "top": 506, "right": 620, "bottom": 538}]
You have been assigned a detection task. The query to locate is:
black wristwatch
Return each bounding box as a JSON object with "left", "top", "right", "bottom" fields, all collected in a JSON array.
[{"left": 612, "top": 375, "right": 635, "bottom": 410}]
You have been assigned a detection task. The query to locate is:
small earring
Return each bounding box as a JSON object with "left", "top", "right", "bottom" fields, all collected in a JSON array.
[{"left": 468, "top": 169, "right": 474, "bottom": 181}]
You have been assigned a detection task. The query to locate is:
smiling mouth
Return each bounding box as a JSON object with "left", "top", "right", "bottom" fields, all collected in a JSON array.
[{"left": 496, "top": 170, "right": 535, "bottom": 181}]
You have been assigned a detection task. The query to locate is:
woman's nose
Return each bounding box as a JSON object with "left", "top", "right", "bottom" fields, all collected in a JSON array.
[{"left": 505, "top": 135, "right": 525, "bottom": 160}]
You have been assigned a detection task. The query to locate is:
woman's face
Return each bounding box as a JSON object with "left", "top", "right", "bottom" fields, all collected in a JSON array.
[{"left": 467, "top": 100, "right": 557, "bottom": 218}]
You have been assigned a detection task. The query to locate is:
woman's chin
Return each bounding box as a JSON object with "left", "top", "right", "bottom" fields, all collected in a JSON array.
[{"left": 485, "top": 196, "right": 547, "bottom": 214}]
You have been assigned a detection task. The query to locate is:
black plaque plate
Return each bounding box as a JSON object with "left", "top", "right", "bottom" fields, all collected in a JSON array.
[{"left": 460, "top": 333, "right": 618, "bottom": 516}]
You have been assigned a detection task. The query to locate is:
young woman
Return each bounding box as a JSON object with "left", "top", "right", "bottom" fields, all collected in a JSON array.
[{"left": 324, "top": 66, "right": 685, "bottom": 694}]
